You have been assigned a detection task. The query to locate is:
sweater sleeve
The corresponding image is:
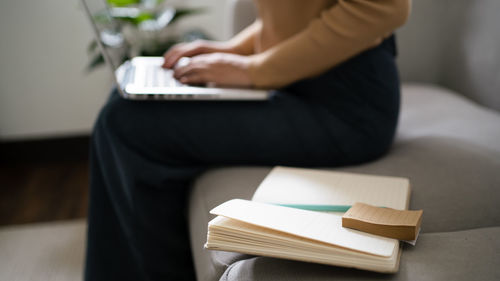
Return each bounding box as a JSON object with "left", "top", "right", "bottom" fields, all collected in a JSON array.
[
  {"left": 248, "top": 0, "right": 411, "bottom": 88},
  {"left": 227, "top": 19, "right": 262, "bottom": 55}
]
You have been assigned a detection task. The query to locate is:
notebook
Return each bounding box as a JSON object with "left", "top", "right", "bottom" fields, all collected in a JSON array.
[
  {"left": 205, "top": 166, "right": 411, "bottom": 273},
  {"left": 252, "top": 166, "right": 410, "bottom": 211}
]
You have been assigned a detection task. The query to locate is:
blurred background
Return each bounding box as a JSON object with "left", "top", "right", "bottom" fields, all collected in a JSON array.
[
  {"left": 0, "top": 0, "right": 233, "bottom": 226},
  {"left": 1, "top": 1, "right": 499, "bottom": 281}
]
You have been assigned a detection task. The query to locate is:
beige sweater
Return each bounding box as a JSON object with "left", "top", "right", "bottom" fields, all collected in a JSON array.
[{"left": 229, "top": 0, "right": 411, "bottom": 88}]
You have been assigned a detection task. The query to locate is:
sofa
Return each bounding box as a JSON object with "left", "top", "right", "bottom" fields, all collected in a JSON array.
[{"left": 188, "top": 0, "right": 500, "bottom": 280}]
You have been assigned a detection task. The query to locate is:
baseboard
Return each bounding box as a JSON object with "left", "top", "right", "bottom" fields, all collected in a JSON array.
[{"left": 0, "top": 135, "right": 91, "bottom": 163}]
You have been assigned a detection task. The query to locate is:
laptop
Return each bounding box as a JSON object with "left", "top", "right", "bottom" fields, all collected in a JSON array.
[{"left": 81, "top": 0, "right": 271, "bottom": 101}]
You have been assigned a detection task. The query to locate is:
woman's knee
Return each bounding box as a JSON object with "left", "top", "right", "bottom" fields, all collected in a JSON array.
[
  {"left": 94, "top": 88, "right": 137, "bottom": 139},
  {"left": 92, "top": 88, "right": 180, "bottom": 161}
]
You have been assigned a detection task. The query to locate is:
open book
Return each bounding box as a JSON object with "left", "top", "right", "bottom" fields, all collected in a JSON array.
[{"left": 205, "top": 166, "right": 411, "bottom": 273}]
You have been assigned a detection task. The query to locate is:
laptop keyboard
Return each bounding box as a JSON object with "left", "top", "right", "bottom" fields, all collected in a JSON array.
[{"left": 145, "top": 66, "right": 184, "bottom": 87}]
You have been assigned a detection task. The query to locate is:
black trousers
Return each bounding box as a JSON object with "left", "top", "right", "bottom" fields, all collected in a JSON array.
[{"left": 84, "top": 36, "right": 400, "bottom": 281}]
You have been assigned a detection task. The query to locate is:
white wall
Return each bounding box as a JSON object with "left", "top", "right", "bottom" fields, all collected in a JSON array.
[
  {"left": 178, "top": 0, "right": 232, "bottom": 41},
  {"left": 0, "top": 0, "right": 228, "bottom": 140}
]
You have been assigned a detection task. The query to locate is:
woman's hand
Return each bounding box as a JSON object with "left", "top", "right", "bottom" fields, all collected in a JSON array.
[
  {"left": 173, "top": 53, "right": 253, "bottom": 88},
  {"left": 162, "top": 40, "right": 236, "bottom": 69}
]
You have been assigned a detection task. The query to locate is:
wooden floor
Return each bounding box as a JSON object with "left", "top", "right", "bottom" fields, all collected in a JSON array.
[{"left": 0, "top": 136, "right": 90, "bottom": 226}]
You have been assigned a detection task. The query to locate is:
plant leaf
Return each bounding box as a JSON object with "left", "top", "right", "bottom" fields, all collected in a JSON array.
[
  {"left": 86, "top": 53, "right": 105, "bottom": 72},
  {"left": 135, "top": 12, "right": 154, "bottom": 24},
  {"left": 107, "top": 0, "right": 140, "bottom": 7},
  {"left": 87, "top": 39, "right": 98, "bottom": 54},
  {"left": 171, "top": 7, "right": 207, "bottom": 24},
  {"left": 112, "top": 11, "right": 154, "bottom": 25}
]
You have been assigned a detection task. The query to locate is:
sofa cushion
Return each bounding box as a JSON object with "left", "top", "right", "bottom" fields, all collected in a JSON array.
[
  {"left": 188, "top": 84, "right": 500, "bottom": 281},
  {"left": 397, "top": 84, "right": 500, "bottom": 153},
  {"left": 219, "top": 227, "right": 500, "bottom": 281}
]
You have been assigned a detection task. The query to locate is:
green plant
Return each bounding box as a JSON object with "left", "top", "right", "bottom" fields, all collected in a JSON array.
[{"left": 86, "top": 0, "right": 207, "bottom": 71}]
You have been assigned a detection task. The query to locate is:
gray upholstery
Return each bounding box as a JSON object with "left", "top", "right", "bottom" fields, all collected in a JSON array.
[
  {"left": 397, "top": 0, "right": 500, "bottom": 111},
  {"left": 219, "top": 227, "right": 500, "bottom": 281},
  {"left": 189, "top": 1, "right": 500, "bottom": 280}
]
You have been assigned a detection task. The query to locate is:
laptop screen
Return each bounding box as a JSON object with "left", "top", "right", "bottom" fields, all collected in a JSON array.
[{"left": 82, "top": 0, "right": 129, "bottom": 71}]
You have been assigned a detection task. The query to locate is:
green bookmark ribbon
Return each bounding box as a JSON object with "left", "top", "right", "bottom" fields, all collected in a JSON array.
[{"left": 275, "top": 204, "right": 352, "bottom": 212}]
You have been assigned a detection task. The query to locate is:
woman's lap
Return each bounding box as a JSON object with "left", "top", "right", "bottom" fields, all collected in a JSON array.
[
  {"left": 85, "top": 36, "right": 400, "bottom": 281},
  {"left": 100, "top": 89, "right": 351, "bottom": 166}
]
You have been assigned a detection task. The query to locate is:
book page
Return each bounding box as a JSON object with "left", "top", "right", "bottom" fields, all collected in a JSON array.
[
  {"left": 210, "top": 199, "right": 398, "bottom": 257},
  {"left": 252, "top": 166, "right": 410, "bottom": 210}
]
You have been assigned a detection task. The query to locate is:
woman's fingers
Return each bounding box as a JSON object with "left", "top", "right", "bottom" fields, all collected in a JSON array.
[
  {"left": 179, "top": 72, "right": 212, "bottom": 85},
  {"left": 162, "top": 40, "right": 240, "bottom": 69},
  {"left": 173, "top": 55, "right": 209, "bottom": 78},
  {"left": 162, "top": 41, "right": 208, "bottom": 69},
  {"left": 174, "top": 63, "right": 212, "bottom": 85},
  {"left": 172, "top": 52, "right": 252, "bottom": 87},
  {"left": 164, "top": 48, "right": 200, "bottom": 69},
  {"left": 162, "top": 44, "right": 184, "bottom": 68},
  {"left": 174, "top": 63, "right": 209, "bottom": 82}
]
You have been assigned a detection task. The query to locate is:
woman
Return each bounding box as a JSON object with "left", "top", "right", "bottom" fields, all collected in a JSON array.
[{"left": 84, "top": 0, "right": 411, "bottom": 280}]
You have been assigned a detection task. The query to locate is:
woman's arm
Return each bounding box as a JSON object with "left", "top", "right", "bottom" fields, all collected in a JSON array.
[
  {"left": 248, "top": 0, "right": 411, "bottom": 88},
  {"left": 226, "top": 19, "right": 262, "bottom": 55}
]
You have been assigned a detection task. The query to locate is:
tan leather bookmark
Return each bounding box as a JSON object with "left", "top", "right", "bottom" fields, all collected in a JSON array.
[{"left": 342, "top": 202, "right": 423, "bottom": 240}]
